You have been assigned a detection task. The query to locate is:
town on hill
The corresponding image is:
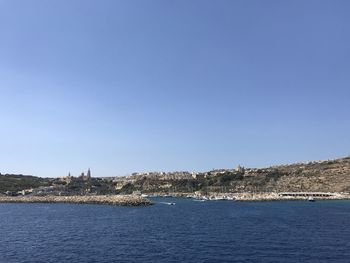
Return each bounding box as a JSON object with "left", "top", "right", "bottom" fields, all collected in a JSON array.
[{"left": 1, "top": 157, "right": 350, "bottom": 201}]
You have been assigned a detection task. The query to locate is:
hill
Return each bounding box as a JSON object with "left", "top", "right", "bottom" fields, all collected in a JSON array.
[
  {"left": 0, "top": 173, "right": 51, "bottom": 193},
  {"left": 112, "top": 156, "right": 350, "bottom": 194},
  {"left": 1, "top": 156, "right": 349, "bottom": 196}
]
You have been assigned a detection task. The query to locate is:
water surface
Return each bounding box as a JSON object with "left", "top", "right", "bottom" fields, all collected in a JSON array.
[{"left": 0, "top": 198, "right": 349, "bottom": 262}]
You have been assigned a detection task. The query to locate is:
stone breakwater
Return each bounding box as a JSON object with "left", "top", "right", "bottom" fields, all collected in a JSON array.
[{"left": 0, "top": 195, "right": 152, "bottom": 206}]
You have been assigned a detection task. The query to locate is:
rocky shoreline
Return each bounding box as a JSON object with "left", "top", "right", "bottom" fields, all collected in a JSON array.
[
  {"left": 0, "top": 193, "right": 349, "bottom": 205},
  {"left": 0, "top": 195, "right": 152, "bottom": 206},
  {"left": 233, "top": 193, "right": 350, "bottom": 201},
  {"left": 147, "top": 192, "right": 350, "bottom": 202}
]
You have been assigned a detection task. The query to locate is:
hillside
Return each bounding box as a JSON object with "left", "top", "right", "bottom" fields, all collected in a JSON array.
[
  {"left": 0, "top": 173, "right": 51, "bottom": 193},
  {"left": 1, "top": 156, "right": 349, "bottom": 195},
  {"left": 113, "top": 157, "right": 350, "bottom": 194},
  {"left": 0, "top": 173, "right": 117, "bottom": 196}
]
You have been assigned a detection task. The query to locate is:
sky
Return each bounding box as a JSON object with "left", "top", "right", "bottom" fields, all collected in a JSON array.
[{"left": 0, "top": 0, "right": 349, "bottom": 178}]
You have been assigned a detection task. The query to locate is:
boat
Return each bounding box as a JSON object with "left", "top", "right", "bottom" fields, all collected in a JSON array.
[
  {"left": 167, "top": 202, "right": 176, "bottom": 205},
  {"left": 209, "top": 196, "right": 225, "bottom": 201},
  {"left": 308, "top": 197, "right": 315, "bottom": 202}
]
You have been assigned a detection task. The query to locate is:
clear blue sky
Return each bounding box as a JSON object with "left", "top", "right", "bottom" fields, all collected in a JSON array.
[{"left": 0, "top": 0, "right": 349, "bottom": 178}]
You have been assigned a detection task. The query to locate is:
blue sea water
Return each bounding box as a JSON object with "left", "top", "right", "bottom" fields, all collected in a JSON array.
[{"left": 0, "top": 198, "right": 349, "bottom": 263}]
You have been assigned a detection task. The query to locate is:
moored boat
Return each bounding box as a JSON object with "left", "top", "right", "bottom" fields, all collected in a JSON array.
[{"left": 308, "top": 197, "right": 315, "bottom": 202}]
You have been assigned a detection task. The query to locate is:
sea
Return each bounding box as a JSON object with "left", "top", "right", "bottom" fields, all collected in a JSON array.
[{"left": 0, "top": 197, "right": 349, "bottom": 263}]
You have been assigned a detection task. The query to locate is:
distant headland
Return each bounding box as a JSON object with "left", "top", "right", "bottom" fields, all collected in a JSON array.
[{"left": 1, "top": 156, "right": 350, "bottom": 203}]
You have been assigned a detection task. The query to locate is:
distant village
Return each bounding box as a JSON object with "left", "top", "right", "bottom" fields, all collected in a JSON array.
[
  {"left": 3, "top": 169, "right": 92, "bottom": 197},
  {"left": 59, "top": 168, "right": 92, "bottom": 184},
  {"left": 1, "top": 156, "right": 350, "bottom": 200}
]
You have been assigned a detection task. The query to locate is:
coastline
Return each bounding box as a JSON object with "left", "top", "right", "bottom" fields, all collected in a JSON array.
[
  {"left": 0, "top": 195, "right": 152, "bottom": 206},
  {"left": 233, "top": 193, "right": 350, "bottom": 202},
  {"left": 147, "top": 192, "right": 350, "bottom": 202},
  {"left": 1, "top": 193, "right": 349, "bottom": 205}
]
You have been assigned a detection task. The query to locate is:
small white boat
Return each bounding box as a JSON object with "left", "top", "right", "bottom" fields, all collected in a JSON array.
[
  {"left": 308, "top": 197, "right": 315, "bottom": 202},
  {"left": 141, "top": 194, "right": 149, "bottom": 197}
]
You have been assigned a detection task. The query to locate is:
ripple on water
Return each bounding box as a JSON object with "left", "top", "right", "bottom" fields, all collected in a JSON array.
[{"left": 0, "top": 200, "right": 350, "bottom": 263}]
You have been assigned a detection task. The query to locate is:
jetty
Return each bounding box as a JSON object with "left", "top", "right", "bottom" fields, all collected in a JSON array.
[{"left": 0, "top": 195, "right": 152, "bottom": 206}]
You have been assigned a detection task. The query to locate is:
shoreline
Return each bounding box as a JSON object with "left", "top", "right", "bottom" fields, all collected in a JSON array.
[
  {"left": 1, "top": 193, "right": 349, "bottom": 205},
  {"left": 147, "top": 192, "right": 350, "bottom": 202},
  {"left": 232, "top": 192, "right": 350, "bottom": 201},
  {"left": 0, "top": 195, "right": 152, "bottom": 206},
  {"left": 234, "top": 196, "right": 350, "bottom": 202}
]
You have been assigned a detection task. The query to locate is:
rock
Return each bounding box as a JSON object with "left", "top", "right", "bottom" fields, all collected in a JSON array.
[{"left": 0, "top": 195, "right": 152, "bottom": 206}]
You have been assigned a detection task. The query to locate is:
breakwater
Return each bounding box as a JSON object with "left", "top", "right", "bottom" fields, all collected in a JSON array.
[{"left": 0, "top": 195, "right": 152, "bottom": 206}]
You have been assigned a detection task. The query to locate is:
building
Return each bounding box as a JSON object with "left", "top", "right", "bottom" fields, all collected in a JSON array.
[{"left": 78, "top": 169, "right": 91, "bottom": 181}]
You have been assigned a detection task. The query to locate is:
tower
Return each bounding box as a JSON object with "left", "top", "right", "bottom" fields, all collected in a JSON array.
[
  {"left": 87, "top": 168, "right": 91, "bottom": 179},
  {"left": 236, "top": 165, "right": 245, "bottom": 173}
]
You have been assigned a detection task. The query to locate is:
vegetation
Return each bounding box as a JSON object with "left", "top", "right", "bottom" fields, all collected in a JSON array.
[
  {"left": 0, "top": 174, "right": 51, "bottom": 193},
  {"left": 117, "top": 183, "right": 135, "bottom": 194},
  {"left": 60, "top": 178, "right": 117, "bottom": 195},
  {"left": 1, "top": 156, "right": 349, "bottom": 195}
]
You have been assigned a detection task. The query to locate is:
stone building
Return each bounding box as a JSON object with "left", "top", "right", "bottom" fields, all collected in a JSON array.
[{"left": 78, "top": 169, "right": 92, "bottom": 181}]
